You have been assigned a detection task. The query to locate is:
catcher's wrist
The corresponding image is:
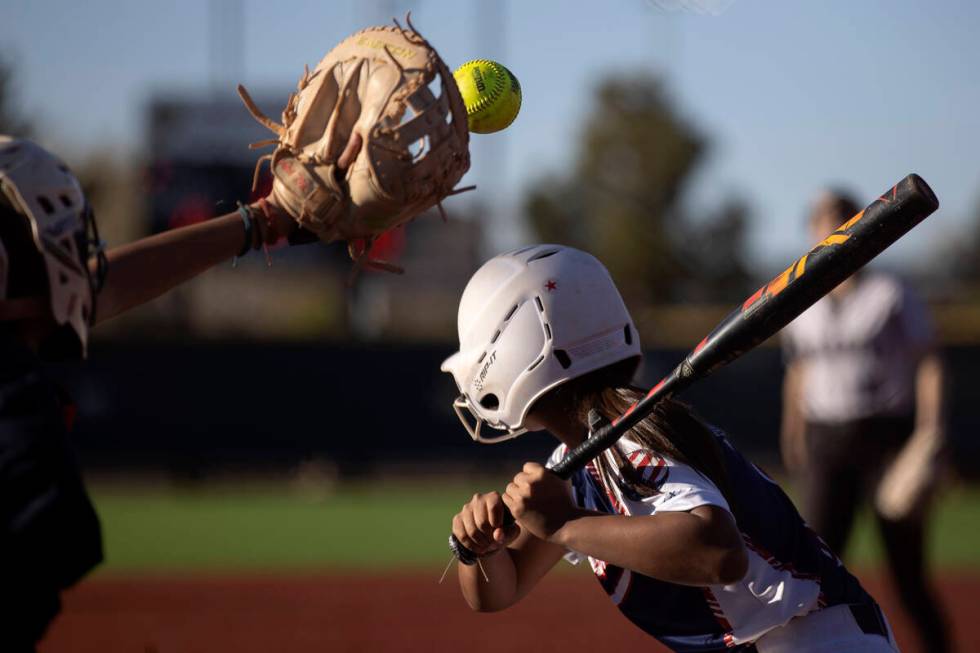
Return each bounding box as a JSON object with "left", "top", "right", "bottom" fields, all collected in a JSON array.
[
  {"left": 235, "top": 203, "right": 256, "bottom": 257},
  {"left": 254, "top": 197, "right": 296, "bottom": 245}
]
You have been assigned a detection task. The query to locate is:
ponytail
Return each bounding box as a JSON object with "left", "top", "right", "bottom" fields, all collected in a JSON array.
[{"left": 548, "top": 358, "right": 735, "bottom": 508}]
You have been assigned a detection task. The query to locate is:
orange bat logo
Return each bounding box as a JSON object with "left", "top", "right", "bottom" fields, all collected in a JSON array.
[{"left": 742, "top": 209, "right": 866, "bottom": 312}]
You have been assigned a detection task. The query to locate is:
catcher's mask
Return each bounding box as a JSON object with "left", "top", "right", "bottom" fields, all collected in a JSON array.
[
  {"left": 441, "top": 245, "right": 641, "bottom": 443},
  {"left": 0, "top": 136, "right": 107, "bottom": 358}
]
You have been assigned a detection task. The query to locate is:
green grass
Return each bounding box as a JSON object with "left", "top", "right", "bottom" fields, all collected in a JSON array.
[
  {"left": 89, "top": 479, "right": 980, "bottom": 574},
  {"left": 846, "top": 484, "right": 980, "bottom": 568},
  {"left": 92, "top": 480, "right": 489, "bottom": 573}
]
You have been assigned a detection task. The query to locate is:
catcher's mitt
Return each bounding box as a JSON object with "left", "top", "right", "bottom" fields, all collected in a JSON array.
[{"left": 238, "top": 15, "right": 472, "bottom": 271}]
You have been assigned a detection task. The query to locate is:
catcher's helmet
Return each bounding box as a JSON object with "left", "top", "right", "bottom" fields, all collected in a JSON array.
[
  {"left": 441, "top": 244, "right": 641, "bottom": 443},
  {"left": 0, "top": 136, "right": 106, "bottom": 357}
]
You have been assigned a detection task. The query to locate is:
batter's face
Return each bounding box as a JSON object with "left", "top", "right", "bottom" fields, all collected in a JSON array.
[{"left": 524, "top": 392, "right": 589, "bottom": 449}]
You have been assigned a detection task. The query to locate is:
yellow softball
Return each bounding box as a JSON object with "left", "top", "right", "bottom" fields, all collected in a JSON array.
[{"left": 453, "top": 59, "right": 522, "bottom": 134}]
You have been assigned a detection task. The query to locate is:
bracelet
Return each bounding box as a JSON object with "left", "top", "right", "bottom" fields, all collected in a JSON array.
[{"left": 236, "top": 203, "right": 255, "bottom": 258}]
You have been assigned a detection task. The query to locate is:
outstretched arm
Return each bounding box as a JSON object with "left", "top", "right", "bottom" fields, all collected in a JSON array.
[{"left": 92, "top": 200, "right": 295, "bottom": 324}]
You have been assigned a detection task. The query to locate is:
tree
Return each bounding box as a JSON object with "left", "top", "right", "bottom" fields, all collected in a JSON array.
[
  {"left": 524, "top": 75, "right": 750, "bottom": 303},
  {"left": 948, "top": 193, "right": 980, "bottom": 299}
]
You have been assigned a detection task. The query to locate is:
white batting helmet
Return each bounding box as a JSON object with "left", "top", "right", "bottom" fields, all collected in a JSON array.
[
  {"left": 0, "top": 136, "right": 106, "bottom": 356},
  {"left": 441, "top": 244, "right": 641, "bottom": 443}
]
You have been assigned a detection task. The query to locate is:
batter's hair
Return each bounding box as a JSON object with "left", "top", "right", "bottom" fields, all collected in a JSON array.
[{"left": 542, "top": 358, "right": 735, "bottom": 508}]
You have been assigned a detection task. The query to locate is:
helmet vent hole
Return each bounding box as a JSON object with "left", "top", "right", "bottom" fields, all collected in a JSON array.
[
  {"left": 544, "top": 323, "right": 552, "bottom": 340},
  {"left": 528, "top": 249, "right": 559, "bottom": 262},
  {"left": 504, "top": 304, "right": 518, "bottom": 321},
  {"left": 534, "top": 296, "right": 544, "bottom": 312},
  {"left": 554, "top": 349, "right": 572, "bottom": 369},
  {"left": 59, "top": 194, "right": 73, "bottom": 208},
  {"left": 510, "top": 245, "right": 537, "bottom": 256},
  {"left": 477, "top": 351, "right": 486, "bottom": 364},
  {"left": 479, "top": 394, "right": 499, "bottom": 410},
  {"left": 624, "top": 325, "right": 633, "bottom": 345},
  {"left": 527, "top": 355, "right": 545, "bottom": 372},
  {"left": 490, "top": 329, "right": 501, "bottom": 344},
  {"left": 37, "top": 196, "right": 55, "bottom": 215}
]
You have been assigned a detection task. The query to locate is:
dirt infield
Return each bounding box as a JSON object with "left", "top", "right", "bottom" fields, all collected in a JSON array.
[{"left": 41, "top": 570, "right": 978, "bottom": 653}]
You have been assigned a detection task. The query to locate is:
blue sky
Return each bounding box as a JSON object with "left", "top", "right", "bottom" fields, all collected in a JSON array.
[{"left": 4, "top": 0, "right": 979, "bottom": 272}]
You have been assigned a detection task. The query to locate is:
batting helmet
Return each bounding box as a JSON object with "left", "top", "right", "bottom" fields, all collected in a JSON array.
[{"left": 441, "top": 244, "right": 641, "bottom": 443}]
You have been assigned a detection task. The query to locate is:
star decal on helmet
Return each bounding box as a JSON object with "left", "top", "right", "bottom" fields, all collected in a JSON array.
[{"left": 545, "top": 279, "right": 557, "bottom": 292}]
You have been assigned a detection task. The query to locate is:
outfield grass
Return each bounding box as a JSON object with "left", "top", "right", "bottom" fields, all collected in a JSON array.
[{"left": 90, "top": 479, "right": 980, "bottom": 574}]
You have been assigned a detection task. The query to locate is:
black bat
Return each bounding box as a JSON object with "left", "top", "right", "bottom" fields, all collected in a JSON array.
[{"left": 450, "top": 173, "right": 939, "bottom": 565}]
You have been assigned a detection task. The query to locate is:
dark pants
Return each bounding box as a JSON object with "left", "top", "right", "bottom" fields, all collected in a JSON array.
[
  {"left": 0, "top": 414, "right": 103, "bottom": 651},
  {"left": 803, "top": 416, "right": 950, "bottom": 653}
]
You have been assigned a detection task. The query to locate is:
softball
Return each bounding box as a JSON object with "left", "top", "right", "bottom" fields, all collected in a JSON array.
[{"left": 453, "top": 59, "right": 522, "bottom": 134}]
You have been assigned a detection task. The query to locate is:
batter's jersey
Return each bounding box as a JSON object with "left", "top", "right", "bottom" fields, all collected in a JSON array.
[
  {"left": 549, "top": 427, "right": 876, "bottom": 652},
  {"left": 782, "top": 272, "right": 934, "bottom": 422}
]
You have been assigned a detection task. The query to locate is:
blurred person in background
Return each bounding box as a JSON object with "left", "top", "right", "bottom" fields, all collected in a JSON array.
[
  {"left": 781, "top": 189, "right": 950, "bottom": 653},
  {"left": 0, "top": 136, "right": 312, "bottom": 652}
]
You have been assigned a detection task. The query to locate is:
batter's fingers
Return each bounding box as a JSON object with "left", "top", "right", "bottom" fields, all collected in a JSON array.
[
  {"left": 484, "top": 492, "right": 504, "bottom": 528},
  {"left": 460, "top": 506, "right": 492, "bottom": 549},
  {"left": 454, "top": 530, "right": 479, "bottom": 554},
  {"left": 522, "top": 462, "right": 544, "bottom": 476},
  {"left": 502, "top": 484, "right": 524, "bottom": 517},
  {"left": 470, "top": 494, "right": 490, "bottom": 530},
  {"left": 455, "top": 523, "right": 482, "bottom": 554},
  {"left": 493, "top": 523, "right": 520, "bottom": 546},
  {"left": 452, "top": 513, "right": 469, "bottom": 544}
]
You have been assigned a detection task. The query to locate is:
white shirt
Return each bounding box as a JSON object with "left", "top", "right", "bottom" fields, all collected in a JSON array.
[{"left": 782, "top": 273, "right": 933, "bottom": 422}]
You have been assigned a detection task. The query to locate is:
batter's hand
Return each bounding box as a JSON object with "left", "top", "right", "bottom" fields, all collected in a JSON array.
[
  {"left": 451, "top": 492, "right": 520, "bottom": 558},
  {"left": 503, "top": 463, "right": 577, "bottom": 542}
]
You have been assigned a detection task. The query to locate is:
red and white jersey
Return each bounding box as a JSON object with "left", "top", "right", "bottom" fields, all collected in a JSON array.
[{"left": 548, "top": 429, "right": 875, "bottom": 650}]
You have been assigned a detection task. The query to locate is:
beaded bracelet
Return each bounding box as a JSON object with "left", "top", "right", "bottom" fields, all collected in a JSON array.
[
  {"left": 236, "top": 203, "right": 255, "bottom": 257},
  {"left": 232, "top": 203, "right": 256, "bottom": 268}
]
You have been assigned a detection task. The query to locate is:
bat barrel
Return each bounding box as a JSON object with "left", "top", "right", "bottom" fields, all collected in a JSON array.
[{"left": 553, "top": 173, "right": 938, "bottom": 477}]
